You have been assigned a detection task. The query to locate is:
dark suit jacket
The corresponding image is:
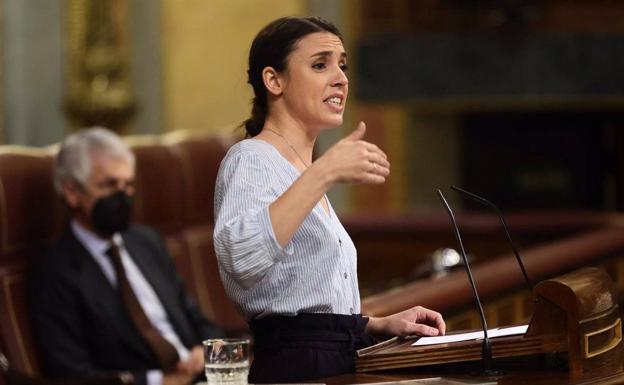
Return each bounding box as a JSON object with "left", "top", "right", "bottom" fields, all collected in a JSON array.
[{"left": 29, "top": 225, "right": 222, "bottom": 385}]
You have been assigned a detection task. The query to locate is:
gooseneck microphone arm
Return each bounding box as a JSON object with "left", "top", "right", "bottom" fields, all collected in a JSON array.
[
  {"left": 438, "top": 190, "right": 497, "bottom": 374},
  {"left": 450, "top": 185, "right": 533, "bottom": 292}
]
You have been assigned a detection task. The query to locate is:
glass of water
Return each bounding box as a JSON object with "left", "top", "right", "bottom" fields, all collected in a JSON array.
[{"left": 203, "top": 338, "right": 250, "bottom": 384}]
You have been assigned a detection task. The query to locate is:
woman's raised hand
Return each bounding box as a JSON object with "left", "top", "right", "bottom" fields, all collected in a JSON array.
[
  {"left": 316, "top": 121, "right": 390, "bottom": 185},
  {"left": 267, "top": 121, "right": 390, "bottom": 247}
]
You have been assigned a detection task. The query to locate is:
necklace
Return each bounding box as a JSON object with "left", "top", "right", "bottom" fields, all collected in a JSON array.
[
  {"left": 264, "top": 127, "right": 311, "bottom": 168},
  {"left": 265, "top": 127, "right": 330, "bottom": 216}
]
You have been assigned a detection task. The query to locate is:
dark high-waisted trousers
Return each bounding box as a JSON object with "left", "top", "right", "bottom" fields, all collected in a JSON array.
[{"left": 248, "top": 313, "right": 377, "bottom": 383}]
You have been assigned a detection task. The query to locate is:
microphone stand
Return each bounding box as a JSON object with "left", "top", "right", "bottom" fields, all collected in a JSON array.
[
  {"left": 437, "top": 190, "right": 503, "bottom": 377},
  {"left": 450, "top": 185, "right": 533, "bottom": 293}
]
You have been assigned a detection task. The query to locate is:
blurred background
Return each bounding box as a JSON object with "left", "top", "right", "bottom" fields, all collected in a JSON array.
[
  {"left": 4, "top": 0, "right": 623, "bottom": 214},
  {"left": 2, "top": 2, "right": 624, "bottom": 355}
]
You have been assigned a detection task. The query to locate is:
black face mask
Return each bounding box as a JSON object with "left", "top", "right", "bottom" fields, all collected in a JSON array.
[{"left": 91, "top": 190, "right": 133, "bottom": 237}]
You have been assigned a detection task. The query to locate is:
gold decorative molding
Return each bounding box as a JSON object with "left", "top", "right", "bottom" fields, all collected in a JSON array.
[{"left": 64, "top": 0, "right": 135, "bottom": 133}]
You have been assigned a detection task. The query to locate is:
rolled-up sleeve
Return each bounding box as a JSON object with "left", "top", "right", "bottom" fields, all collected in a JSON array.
[{"left": 214, "top": 151, "right": 294, "bottom": 289}]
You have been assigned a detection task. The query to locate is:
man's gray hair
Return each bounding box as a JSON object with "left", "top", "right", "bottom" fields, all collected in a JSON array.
[{"left": 54, "top": 127, "right": 135, "bottom": 194}]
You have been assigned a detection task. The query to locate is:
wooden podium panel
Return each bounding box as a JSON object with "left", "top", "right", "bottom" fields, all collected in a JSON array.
[
  {"left": 356, "top": 267, "right": 624, "bottom": 384},
  {"left": 324, "top": 362, "right": 624, "bottom": 385},
  {"left": 356, "top": 333, "right": 566, "bottom": 372}
]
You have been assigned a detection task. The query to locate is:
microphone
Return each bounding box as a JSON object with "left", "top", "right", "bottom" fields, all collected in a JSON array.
[
  {"left": 437, "top": 189, "right": 502, "bottom": 376},
  {"left": 450, "top": 185, "right": 533, "bottom": 292}
]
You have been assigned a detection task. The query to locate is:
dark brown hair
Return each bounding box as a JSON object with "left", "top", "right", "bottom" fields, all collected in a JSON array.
[{"left": 243, "top": 16, "right": 343, "bottom": 137}]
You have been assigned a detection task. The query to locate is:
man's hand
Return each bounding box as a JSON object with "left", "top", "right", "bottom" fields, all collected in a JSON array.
[
  {"left": 366, "top": 306, "right": 446, "bottom": 337},
  {"left": 176, "top": 345, "right": 204, "bottom": 375},
  {"left": 163, "top": 371, "right": 195, "bottom": 385}
]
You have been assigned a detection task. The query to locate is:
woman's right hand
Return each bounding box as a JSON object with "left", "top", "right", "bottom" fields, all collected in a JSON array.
[
  {"left": 266, "top": 121, "right": 390, "bottom": 247},
  {"left": 315, "top": 121, "right": 390, "bottom": 186}
]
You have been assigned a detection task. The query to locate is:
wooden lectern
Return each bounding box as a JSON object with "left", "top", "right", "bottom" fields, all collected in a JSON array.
[{"left": 356, "top": 267, "right": 623, "bottom": 383}]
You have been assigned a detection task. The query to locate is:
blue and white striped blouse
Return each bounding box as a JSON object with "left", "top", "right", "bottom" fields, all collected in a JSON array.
[{"left": 213, "top": 139, "right": 361, "bottom": 320}]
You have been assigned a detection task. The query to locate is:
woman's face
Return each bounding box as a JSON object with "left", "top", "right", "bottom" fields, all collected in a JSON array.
[{"left": 278, "top": 32, "right": 348, "bottom": 131}]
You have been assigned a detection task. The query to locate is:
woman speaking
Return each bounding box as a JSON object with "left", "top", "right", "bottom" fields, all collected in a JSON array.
[{"left": 214, "top": 16, "right": 445, "bottom": 383}]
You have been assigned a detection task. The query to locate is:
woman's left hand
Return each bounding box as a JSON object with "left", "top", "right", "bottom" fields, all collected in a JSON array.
[{"left": 365, "top": 306, "right": 446, "bottom": 337}]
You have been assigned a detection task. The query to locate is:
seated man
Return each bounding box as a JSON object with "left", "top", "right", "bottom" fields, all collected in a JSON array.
[{"left": 30, "top": 128, "right": 222, "bottom": 385}]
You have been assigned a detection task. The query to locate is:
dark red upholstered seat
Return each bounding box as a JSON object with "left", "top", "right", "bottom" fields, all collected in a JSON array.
[
  {"left": 0, "top": 147, "right": 63, "bottom": 375},
  {"left": 166, "top": 134, "right": 233, "bottom": 226},
  {"left": 128, "top": 137, "right": 186, "bottom": 236}
]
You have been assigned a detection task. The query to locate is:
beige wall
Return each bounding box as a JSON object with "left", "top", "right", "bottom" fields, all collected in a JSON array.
[{"left": 161, "top": 0, "right": 307, "bottom": 134}]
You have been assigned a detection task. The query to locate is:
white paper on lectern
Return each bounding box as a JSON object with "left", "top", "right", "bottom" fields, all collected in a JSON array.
[
  {"left": 411, "top": 324, "right": 528, "bottom": 346},
  {"left": 488, "top": 324, "right": 529, "bottom": 338}
]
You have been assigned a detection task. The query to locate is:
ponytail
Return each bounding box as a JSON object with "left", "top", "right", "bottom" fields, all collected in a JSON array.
[{"left": 243, "top": 95, "right": 267, "bottom": 138}]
